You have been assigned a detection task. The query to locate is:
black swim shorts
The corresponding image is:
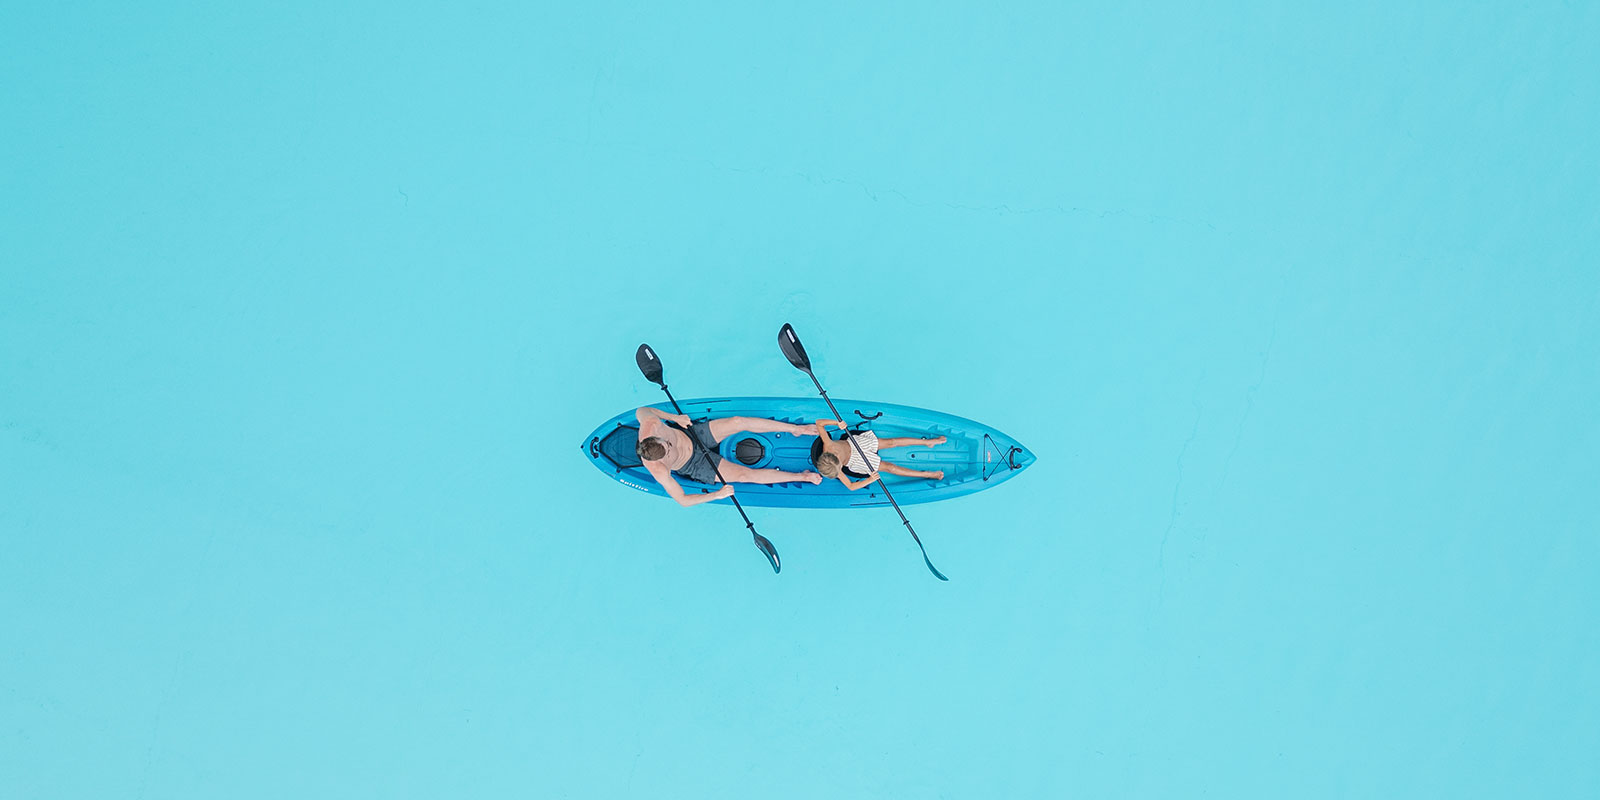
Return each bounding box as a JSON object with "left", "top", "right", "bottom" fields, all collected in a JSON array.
[{"left": 671, "top": 421, "right": 723, "bottom": 485}]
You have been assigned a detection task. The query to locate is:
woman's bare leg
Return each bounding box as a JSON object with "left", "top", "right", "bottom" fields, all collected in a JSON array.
[
  {"left": 879, "top": 460, "right": 944, "bottom": 480},
  {"left": 877, "top": 435, "right": 946, "bottom": 450},
  {"left": 719, "top": 462, "right": 823, "bottom": 485},
  {"left": 708, "top": 416, "right": 812, "bottom": 441}
]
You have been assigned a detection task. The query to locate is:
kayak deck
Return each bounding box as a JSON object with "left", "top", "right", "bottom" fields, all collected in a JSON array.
[{"left": 581, "top": 397, "right": 1034, "bottom": 508}]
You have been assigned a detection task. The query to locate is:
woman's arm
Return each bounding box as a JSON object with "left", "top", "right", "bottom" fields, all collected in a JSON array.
[
  {"left": 812, "top": 418, "right": 845, "bottom": 437},
  {"left": 837, "top": 472, "right": 882, "bottom": 491}
]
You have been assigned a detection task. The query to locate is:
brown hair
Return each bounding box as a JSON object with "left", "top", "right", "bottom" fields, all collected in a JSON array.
[
  {"left": 815, "top": 451, "right": 840, "bottom": 478},
  {"left": 636, "top": 437, "right": 666, "bottom": 461}
]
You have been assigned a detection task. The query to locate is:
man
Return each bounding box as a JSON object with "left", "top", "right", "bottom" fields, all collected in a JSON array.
[{"left": 635, "top": 406, "right": 822, "bottom": 507}]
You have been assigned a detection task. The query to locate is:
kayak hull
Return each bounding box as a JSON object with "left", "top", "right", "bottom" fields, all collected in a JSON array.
[{"left": 580, "top": 397, "right": 1034, "bottom": 509}]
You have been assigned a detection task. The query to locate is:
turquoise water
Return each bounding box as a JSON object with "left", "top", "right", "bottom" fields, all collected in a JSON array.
[{"left": 4, "top": 2, "right": 1598, "bottom": 797}]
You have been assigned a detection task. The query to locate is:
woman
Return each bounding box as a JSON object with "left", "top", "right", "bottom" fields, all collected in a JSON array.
[{"left": 810, "top": 419, "right": 945, "bottom": 490}]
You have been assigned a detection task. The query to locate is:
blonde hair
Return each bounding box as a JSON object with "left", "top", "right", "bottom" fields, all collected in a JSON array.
[{"left": 815, "top": 451, "right": 840, "bottom": 478}]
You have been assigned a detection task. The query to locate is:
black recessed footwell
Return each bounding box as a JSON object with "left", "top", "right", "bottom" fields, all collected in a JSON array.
[{"left": 735, "top": 437, "right": 765, "bottom": 466}]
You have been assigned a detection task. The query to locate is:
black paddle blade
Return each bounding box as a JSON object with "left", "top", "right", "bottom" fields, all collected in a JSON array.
[
  {"left": 753, "top": 533, "right": 782, "bottom": 573},
  {"left": 635, "top": 343, "right": 664, "bottom": 385},
  {"left": 906, "top": 529, "right": 949, "bottom": 581},
  {"left": 777, "top": 323, "right": 812, "bottom": 372}
]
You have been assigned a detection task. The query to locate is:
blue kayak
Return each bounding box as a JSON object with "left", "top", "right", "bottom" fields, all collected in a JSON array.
[{"left": 580, "top": 396, "right": 1035, "bottom": 508}]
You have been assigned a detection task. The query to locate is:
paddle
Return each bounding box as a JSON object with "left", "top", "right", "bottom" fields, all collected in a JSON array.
[
  {"left": 778, "top": 324, "right": 949, "bottom": 581},
  {"left": 635, "top": 343, "right": 782, "bottom": 574}
]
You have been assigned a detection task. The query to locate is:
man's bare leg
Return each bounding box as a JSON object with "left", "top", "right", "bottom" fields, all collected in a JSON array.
[
  {"left": 720, "top": 463, "right": 823, "bottom": 485},
  {"left": 708, "top": 416, "right": 812, "bottom": 441}
]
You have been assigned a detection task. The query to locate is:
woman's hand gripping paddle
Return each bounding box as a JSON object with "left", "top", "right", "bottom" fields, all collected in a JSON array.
[{"left": 777, "top": 324, "right": 949, "bottom": 581}]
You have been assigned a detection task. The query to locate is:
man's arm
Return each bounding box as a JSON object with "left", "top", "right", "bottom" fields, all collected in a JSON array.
[
  {"left": 637, "top": 406, "right": 691, "bottom": 427},
  {"left": 643, "top": 461, "right": 733, "bottom": 507}
]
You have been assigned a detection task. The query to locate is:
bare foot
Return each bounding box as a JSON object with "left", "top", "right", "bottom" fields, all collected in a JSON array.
[
  {"left": 932, "top": 470, "right": 945, "bottom": 480},
  {"left": 791, "top": 423, "right": 813, "bottom": 436},
  {"left": 925, "top": 436, "right": 947, "bottom": 447},
  {"left": 802, "top": 471, "right": 822, "bottom": 485}
]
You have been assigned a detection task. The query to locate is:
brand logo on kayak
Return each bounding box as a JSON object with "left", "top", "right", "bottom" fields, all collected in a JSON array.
[{"left": 620, "top": 479, "right": 651, "bottom": 492}]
